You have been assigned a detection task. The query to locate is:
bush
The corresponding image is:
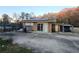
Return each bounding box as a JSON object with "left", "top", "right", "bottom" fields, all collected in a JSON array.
[{"left": 0, "top": 38, "right": 32, "bottom": 53}]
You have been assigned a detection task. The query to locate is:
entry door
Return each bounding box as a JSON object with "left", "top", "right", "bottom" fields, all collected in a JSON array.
[
  {"left": 52, "top": 24, "right": 55, "bottom": 32},
  {"left": 37, "top": 24, "right": 43, "bottom": 31}
]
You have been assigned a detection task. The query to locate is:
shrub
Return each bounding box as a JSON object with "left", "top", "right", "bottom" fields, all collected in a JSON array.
[{"left": 0, "top": 38, "right": 32, "bottom": 53}]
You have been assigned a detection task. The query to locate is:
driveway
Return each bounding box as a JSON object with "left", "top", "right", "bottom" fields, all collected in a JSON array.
[{"left": 10, "top": 32, "right": 79, "bottom": 53}]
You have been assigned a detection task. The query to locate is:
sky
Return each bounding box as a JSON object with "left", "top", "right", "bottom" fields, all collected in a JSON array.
[{"left": 0, "top": 6, "right": 74, "bottom": 16}]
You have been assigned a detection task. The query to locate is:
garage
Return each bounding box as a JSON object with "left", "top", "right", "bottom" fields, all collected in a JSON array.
[
  {"left": 23, "top": 26, "right": 32, "bottom": 32},
  {"left": 60, "top": 24, "right": 73, "bottom": 32},
  {"left": 23, "top": 23, "right": 33, "bottom": 32}
]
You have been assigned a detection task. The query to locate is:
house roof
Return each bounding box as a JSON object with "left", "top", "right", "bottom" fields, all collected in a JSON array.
[
  {"left": 60, "top": 24, "right": 72, "bottom": 26},
  {"left": 30, "top": 18, "right": 48, "bottom": 20},
  {"left": 22, "top": 18, "right": 56, "bottom": 23}
]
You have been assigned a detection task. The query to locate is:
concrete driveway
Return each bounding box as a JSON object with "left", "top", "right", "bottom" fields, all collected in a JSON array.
[{"left": 10, "top": 32, "right": 79, "bottom": 53}]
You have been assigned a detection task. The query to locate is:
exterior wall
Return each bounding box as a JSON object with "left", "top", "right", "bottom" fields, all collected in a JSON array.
[
  {"left": 32, "top": 23, "right": 37, "bottom": 31},
  {"left": 48, "top": 23, "right": 52, "bottom": 32},
  {"left": 33, "top": 23, "right": 49, "bottom": 32},
  {"left": 55, "top": 24, "right": 60, "bottom": 32},
  {"left": 23, "top": 22, "right": 33, "bottom": 30},
  {"left": 24, "top": 23, "right": 33, "bottom": 26},
  {"left": 43, "top": 23, "right": 48, "bottom": 32},
  {"left": 48, "top": 23, "right": 60, "bottom": 32},
  {"left": 23, "top": 22, "right": 61, "bottom": 33}
]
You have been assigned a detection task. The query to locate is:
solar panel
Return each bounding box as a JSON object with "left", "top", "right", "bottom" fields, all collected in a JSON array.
[{"left": 30, "top": 18, "right": 48, "bottom": 21}]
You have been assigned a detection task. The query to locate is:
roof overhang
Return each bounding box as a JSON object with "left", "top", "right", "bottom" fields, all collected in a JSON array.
[{"left": 22, "top": 19, "right": 56, "bottom": 23}]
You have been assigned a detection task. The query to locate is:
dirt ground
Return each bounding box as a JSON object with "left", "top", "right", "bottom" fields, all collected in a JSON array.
[
  {"left": 0, "top": 32, "right": 79, "bottom": 53},
  {"left": 10, "top": 32, "right": 79, "bottom": 53}
]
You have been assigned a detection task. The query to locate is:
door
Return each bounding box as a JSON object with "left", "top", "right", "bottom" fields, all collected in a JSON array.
[
  {"left": 37, "top": 24, "right": 43, "bottom": 31},
  {"left": 51, "top": 24, "right": 55, "bottom": 32},
  {"left": 60, "top": 25, "right": 63, "bottom": 32}
]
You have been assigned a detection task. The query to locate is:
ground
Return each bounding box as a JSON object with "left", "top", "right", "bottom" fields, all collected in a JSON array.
[{"left": 0, "top": 32, "right": 79, "bottom": 53}]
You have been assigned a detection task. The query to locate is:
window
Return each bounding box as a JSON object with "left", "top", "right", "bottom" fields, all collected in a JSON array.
[{"left": 37, "top": 24, "right": 43, "bottom": 31}]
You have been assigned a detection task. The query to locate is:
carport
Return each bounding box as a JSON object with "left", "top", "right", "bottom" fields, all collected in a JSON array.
[{"left": 60, "top": 24, "right": 73, "bottom": 32}]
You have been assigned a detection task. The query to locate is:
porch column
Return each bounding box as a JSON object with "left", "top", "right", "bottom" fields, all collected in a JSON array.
[
  {"left": 62, "top": 26, "right": 64, "bottom": 32},
  {"left": 48, "top": 23, "right": 52, "bottom": 32}
]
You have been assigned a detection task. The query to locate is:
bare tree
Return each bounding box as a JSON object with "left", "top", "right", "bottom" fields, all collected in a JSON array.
[
  {"left": 2, "top": 14, "right": 9, "bottom": 23},
  {"left": 21, "top": 12, "right": 25, "bottom": 20},
  {"left": 13, "top": 13, "right": 18, "bottom": 20},
  {"left": 2, "top": 14, "right": 9, "bottom": 32}
]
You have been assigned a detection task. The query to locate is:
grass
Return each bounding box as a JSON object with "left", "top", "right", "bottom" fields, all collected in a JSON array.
[{"left": 0, "top": 38, "right": 32, "bottom": 53}]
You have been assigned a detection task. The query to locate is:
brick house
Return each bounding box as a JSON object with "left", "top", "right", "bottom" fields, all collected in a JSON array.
[{"left": 22, "top": 18, "right": 61, "bottom": 33}]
